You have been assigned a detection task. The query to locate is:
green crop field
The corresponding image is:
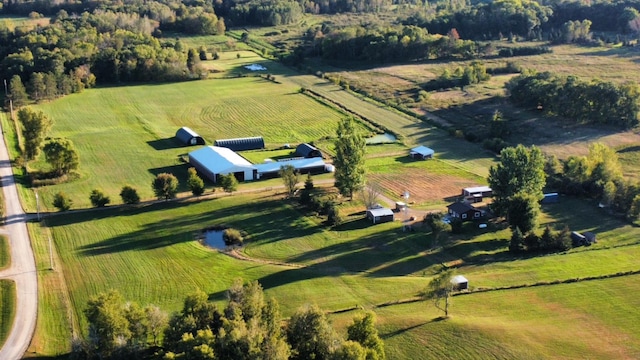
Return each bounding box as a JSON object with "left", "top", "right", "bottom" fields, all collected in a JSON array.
[
  {"left": 0, "top": 280, "right": 16, "bottom": 348},
  {"left": 21, "top": 75, "right": 355, "bottom": 210},
  {"left": 0, "top": 235, "right": 8, "bottom": 269}
]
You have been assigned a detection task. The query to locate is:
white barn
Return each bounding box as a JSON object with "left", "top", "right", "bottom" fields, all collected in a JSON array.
[
  {"left": 189, "top": 146, "right": 257, "bottom": 183},
  {"left": 409, "top": 145, "right": 435, "bottom": 159}
]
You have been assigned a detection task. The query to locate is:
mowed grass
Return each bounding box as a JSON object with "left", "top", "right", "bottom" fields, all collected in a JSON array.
[
  {"left": 0, "top": 235, "right": 9, "bottom": 269},
  {"left": 29, "top": 76, "right": 347, "bottom": 209},
  {"left": 0, "top": 280, "right": 16, "bottom": 349},
  {"left": 37, "top": 190, "right": 640, "bottom": 358}
]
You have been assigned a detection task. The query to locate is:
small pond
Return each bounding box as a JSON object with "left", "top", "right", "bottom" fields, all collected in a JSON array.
[
  {"left": 203, "top": 230, "right": 226, "bottom": 250},
  {"left": 366, "top": 133, "right": 397, "bottom": 144}
]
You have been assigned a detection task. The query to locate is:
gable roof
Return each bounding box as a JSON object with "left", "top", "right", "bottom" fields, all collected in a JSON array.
[
  {"left": 451, "top": 275, "right": 468, "bottom": 284},
  {"left": 410, "top": 145, "right": 435, "bottom": 156},
  {"left": 447, "top": 202, "right": 478, "bottom": 213},
  {"left": 367, "top": 208, "right": 394, "bottom": 217},
  {"left": 189, "top": 146, "right": 255, "bottom": 174}
]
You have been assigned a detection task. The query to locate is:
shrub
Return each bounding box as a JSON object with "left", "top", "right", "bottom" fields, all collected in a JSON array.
[
  {"left": 53, "top": 192, "right": 73, "bottom": 211},
  {"left": 327, "top": 204, "right": 342, "bottom": 226},
  {"left": 299, "top": 190, "right": 312, "bottom": 205},
  {"left": 120, "top": 186, "right": 140, "bottom": 204},
  {"left": 89, "top": 189, "right": 110, "bottom": 208},
  {"left": 223, "top": 228, "right": 243, "bottom": 246}
]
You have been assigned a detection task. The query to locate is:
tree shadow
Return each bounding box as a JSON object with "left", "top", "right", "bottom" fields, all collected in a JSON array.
[{"left": 381, "top": 317, "right": 448, "bottom": 340}]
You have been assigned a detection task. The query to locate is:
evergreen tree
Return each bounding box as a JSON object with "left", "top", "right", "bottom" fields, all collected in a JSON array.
[
  {"left": 509, "top": 227, "right": 525, "bottom": 253},
  {"left": 220, "top": 173, "right": 238, "bottom": 194},
  {"left": 187, "top": 167, "right": 205, "bottom": 196},
  {"left": 18, "top": 107, "right": 52, "bottom": 161},
  {"left": 8, "top": 75, "right": 28, "bottom": 108}
]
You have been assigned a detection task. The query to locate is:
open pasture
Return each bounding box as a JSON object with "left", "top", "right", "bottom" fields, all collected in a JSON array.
[
  {"left": 28, "top": 75, "right": 348, "bottom": 209},
  {"left": 33, "top": 188, "right": 640, "bottom": 358},
  {"left": 0, "top": 15, "right": 50, "bottom": 31},
  {"left": 366, "top": 155, "right": 486, "bottom": 206}
]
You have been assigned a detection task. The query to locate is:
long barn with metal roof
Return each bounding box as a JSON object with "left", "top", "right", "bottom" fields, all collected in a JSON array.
[{"left": 214, "top": 136, "right": 265, "bottom": 151}]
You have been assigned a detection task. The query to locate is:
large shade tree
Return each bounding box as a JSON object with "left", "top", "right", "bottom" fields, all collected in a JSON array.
[
  {"left": 333, "top": 117, "right": 366, "bottom": 199},
  {"left": 43, "top": 138, "right": 79, "bottom": 175},
  {"left": 18, "top": 107, "right": 52, "bottom": 161},
  {"left": 488, "top": 144, "right": 546, "bottom": 216}
]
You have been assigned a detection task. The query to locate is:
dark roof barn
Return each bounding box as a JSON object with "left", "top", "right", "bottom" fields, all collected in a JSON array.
[
  {"left": 295, "top": 143, "right": 322, "bottom": 158},
  {"left": 176, "top": 127, "right": 205, "bottom": 146},
  {"left": 214, "top": 136, "right": 265, "bottom": 151}
]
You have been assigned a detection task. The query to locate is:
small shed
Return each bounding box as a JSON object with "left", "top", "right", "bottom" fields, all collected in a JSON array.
[
  {"left": 295, "top": 143, "right": 323, "bottom": 158},
  {"left": 409, "top": 146, "right": 435, "bottom": 160},
  {"left": 571, "top": 231, "right": 588, "bottom": 246},
  {"left": 583, "top": 232, "right": 597, "bottom": 244},
  {"left": 175, "top": 127, "right": 205, "bottom": 146},
  {"left": 447, "top": 202, "right": 482, "bottom": 221},
  {"left": 462, "top": 186, "right": 493, "bottom": 198},
  {"left": 214, "top": 136, "right": 265, "bottom": 151},
  {"left": 541, "top": 193, "right": 559, "bottom": 204},
  {"left": 450, "top": 275, "right": 469, "bottom": 290},
  {"left": 366, "top": 208, "right": 394, "bottom": 224}
]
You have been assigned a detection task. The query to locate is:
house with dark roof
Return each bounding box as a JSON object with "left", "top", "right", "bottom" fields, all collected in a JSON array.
[
  {"left": 295, "top": 143, "right": 322, "bottom": 158},
  {"left": 214, "top": 136, "right": 265, "bottom": 151},
  {"left": 175, "top": 127, "right": 205, "bottom": 146},
  {"left": 447, "top": 202, "right": 482, "bottom": 221}
]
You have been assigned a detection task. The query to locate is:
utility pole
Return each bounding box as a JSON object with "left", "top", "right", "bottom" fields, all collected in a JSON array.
[
  {"left": 35, "top": 190, "right": 40, "bottom": 221},
  {"left": 3, "top": 79, "right": 7, "bottom": 96}
]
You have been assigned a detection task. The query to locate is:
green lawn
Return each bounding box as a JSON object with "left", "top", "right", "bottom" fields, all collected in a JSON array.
[
  {"left": 0, "top": 235, "right": 8, "bottom": 269},
  {"left": 0, "top": 280, "right": 16, "bottom": 349}
]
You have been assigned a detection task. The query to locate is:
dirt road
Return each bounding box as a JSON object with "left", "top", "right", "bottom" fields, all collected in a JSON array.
[{"left": 0, "top": 122, "right": 38, "bottom": 360}]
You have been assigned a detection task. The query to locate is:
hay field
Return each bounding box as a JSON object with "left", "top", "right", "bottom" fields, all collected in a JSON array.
[{"left": 26, "top": 76, "right": 346, "bottom": 209}]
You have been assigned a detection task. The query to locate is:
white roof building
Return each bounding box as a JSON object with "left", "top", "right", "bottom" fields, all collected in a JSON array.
[
  {"left": 410, "top": 145, "right": 435, "bottom": 159},
  {"left": 254, "top": 157, "right": 327, "bottom": 178},
  {"left": 188, "top": 146, "right": 257, "bottom": 182}
]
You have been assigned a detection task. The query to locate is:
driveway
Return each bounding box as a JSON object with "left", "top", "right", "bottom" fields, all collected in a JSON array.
[{"left": 0, "top": 121, "right": 38, "bottom": 360}]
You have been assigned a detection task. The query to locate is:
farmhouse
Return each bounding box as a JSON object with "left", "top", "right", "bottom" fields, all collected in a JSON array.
[
  {"left": 447, "top": 202, "right": 482, "bottom": 221},
  {"left": 188, "top": 146, "right": 257, "bottom": 182},
  {"left": 409, "top": 145, "right": 434, "bottom": 160},
  {"left": 366, "top": 208, "right": 394, "bottom": 224},
  {"left": 214, "top": 136, "right": 265, "bottom": 151},
  {"left": 175, "top": 127, "right": 205, "bottom": 146},
  {"left": 254, "top": 157, "right": 328, "bottom": 179},
  {"left": 450, "top": 275, "right": 469, "bottom": 290},
  {"left": 295, "top": 143, "right": 323, "bottom": 158}
]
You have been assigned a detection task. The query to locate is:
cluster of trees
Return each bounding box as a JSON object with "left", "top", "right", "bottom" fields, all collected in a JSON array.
[
  {"left": 422, "top": 61, "right": 490, "bottom": 91},
  {"left": 404, "top": 0, "right": 552, "bottom": 40},
  {"left": 299, "top": 174, "right": 343, "bottom": 226},
  {"left": 74, "top": 280, "right": 386, "bottom": 359},
  {"left": 546, "top": 143, "right": 640, "bottom": 221},
  {"left": 506, "top": 71, "right": 640, "bottom": 128},
  {"left": 218, "top": 0, "right": 303, "bottom": 26},
  {"left": 314, "top": 25, "right": 481, "bottom": 63},
  {"left": 16, "top": 107, "right": 80, "bottom": 181},
  {"left": 509, "top": 225, "right": 572, "bottom": 253},
  {"left": 546, "top": 0, "right": 640, "bottom": 34},
  {"left": 549, "top": 19, "right": 593, "bottom": 44},
  {"left": 497, "top": 46, "right": 551, "bottom": 57}
]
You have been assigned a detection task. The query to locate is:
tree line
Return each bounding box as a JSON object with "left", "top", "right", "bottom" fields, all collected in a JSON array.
[
  {"left": 73, "top": 280, "right": 386, "bottom": 360},
  {"left": 505, "top": 71, "right": 640, "bottom": 128}
]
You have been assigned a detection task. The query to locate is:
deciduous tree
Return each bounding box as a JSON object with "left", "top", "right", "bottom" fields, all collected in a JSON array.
[
  {"left": 334, "top": 117, "right": 366, "bottom": 199},
  {"left": 89, "top": 189, "right": 110, "bottom": 208},
  {"left": 8, "top": 75, "right": 28, "bottom": 108},
  {"left": 52, "top": 191, "right": 72, "bottom": 211},
  {"left": 287, "top": 304, "right": 338, "bottom": 360},
  {"left": 18, "top": 107, "right": 52, "bottom": 161},
  {"left": 346, "top": 312, "right": 385, "bottom": 360},
  {"left": 506, "top": 192, "right": 540, "bottom": 234},
  {"left": 422, "top": 269, "right": 455, "bottom": 317},
  {"left": 219, "top": 173, "right": 238, "bottom": 194},
  {"left": 43, "top": 138, "right": 79, "bottom": 175},
  {"left": 120, "top": 185, "right": 140, "bottom": 204},
  {"left": 279, "top": 164, "right": 299, "bottom": 198},
  {"left": 152, "top": 173, "right": 179, "bottom": 200}
]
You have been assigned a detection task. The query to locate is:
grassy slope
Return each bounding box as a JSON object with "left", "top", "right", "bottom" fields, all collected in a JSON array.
[
  {"left": 30, "top": 76, "right": 347, "bottom": 209},
  {"left": 0, "top": 280, "right": 16, "bottom": 349}
]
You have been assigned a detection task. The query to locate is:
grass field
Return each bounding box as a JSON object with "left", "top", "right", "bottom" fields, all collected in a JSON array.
[
  {"left": 0, "top": 280, "right": 16, "bottom": 349},
  {"left": 27, "top": 188, "right": 640, "bottom": 358},
  {"left": 22, "top": 75, "right": 353, "bottom": 210},
  {"left": 0, "top": 236, "right": 8, "bottom": 269}
]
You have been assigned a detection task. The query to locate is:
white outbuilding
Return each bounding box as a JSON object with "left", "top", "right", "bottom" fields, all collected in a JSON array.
[
  {"left": 188, "top": 146, "right": 257, "bottom": 183},
  {"left": 450, "top": 275, "right": 469, "bottom": 290}
]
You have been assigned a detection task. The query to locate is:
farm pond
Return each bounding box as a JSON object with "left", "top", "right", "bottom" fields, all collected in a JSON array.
[{"left": 202, "top": 230, "right": 226, "bottom": 250}]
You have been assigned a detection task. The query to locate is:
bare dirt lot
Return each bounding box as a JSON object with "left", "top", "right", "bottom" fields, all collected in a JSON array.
[{"left": 369, "top": 171, "right": 480, "bottom": 205}]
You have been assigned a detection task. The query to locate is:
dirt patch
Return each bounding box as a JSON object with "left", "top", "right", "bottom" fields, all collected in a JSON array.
[{"left": 369, "top": 171, "right": 478, "bottom": 204}]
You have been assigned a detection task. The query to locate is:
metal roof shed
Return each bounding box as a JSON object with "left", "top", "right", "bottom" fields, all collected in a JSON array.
[
  {"left": 366, "top": 208, "right": 394, "bottom": 224},
  {"left": 451, "top": 275, "right": 468, "bottom": 290},
  {"left": 188, "top": 146, "right": 257, "bottom": 182},
  {"left": 410, "top": 146, "right": 435, "bottom": 159},
  {"left": 214, "top": 136, "right": 265, "bottom": 151},
  {"left": 176, "top": 127, "right": 205, "bottom": 146},
  {"left": 295, "top": 143, "right": 323, "bottom": 158}
]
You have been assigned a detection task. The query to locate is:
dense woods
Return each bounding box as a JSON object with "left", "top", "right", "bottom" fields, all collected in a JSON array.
[{"left": 506, "top": 71, "right": 640, "bottom": 128}]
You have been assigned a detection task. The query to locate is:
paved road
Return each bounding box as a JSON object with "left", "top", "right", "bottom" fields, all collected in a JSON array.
[{"left": 0, "top": 122, "right": 38, "bottom": 360}]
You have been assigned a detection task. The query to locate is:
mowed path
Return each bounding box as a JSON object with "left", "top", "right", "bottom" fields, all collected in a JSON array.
[{"left": 0, "top": 121, "right": 38, "bottom": 360}]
